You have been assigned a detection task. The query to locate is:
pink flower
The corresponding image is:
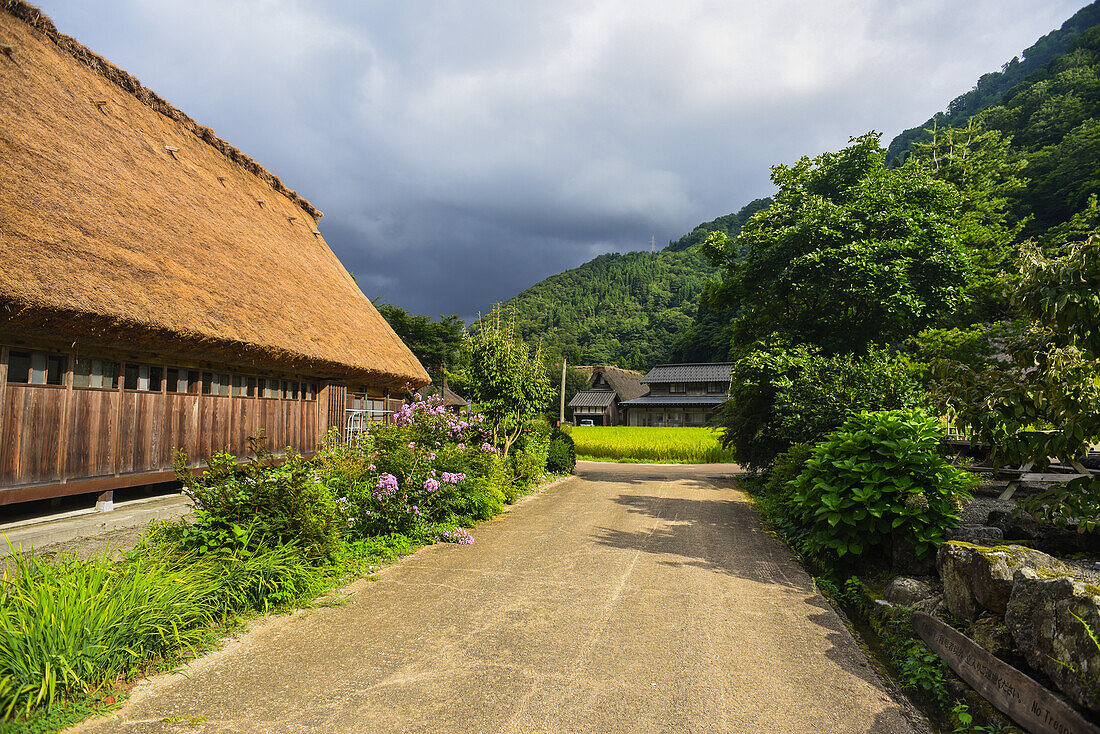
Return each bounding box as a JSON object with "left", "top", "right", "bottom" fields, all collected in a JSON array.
[{"left": 423, "top": 478, "right": 440, "bottom": 492}]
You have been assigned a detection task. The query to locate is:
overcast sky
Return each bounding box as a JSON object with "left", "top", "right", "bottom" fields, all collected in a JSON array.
[{"left": 40, "top": 0, "right": 1086, "bottom": 322}]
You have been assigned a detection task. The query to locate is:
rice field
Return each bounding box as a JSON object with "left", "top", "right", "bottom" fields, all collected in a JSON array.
[{"left": 568, "top": 426, "right": 734, "bottom": 463}]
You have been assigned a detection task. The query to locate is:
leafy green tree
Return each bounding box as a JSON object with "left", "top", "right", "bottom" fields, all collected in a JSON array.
[
  {"left": 717, "top": 342, "right": 921, "bottom": 471},
  {"left": 705, "top": 132, "right": 1018, "bottom": 354},
  {"left": 376, "top": 303, "right": 465, "bottom": 384},
  {"left": 456, "top": 307, "right": 552, "bottom": 457}
]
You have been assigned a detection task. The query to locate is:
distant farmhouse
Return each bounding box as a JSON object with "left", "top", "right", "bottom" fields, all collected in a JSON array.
[
  {"left": 621, "top": 363, "right": 734, "bottom": 427},
  {"left": 568, "top": 365, "right": 647, "bottom": 426},
  {"left": 0, "top": 3, "right": 428, "bottom": 507},
  {"left": 415, "top": 382, "right": 469, "bottom": 411}
]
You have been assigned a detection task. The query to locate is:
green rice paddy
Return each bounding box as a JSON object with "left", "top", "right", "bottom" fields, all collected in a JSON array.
[{"left": 568, "top": 426, "right": 734, "bottom": 464}]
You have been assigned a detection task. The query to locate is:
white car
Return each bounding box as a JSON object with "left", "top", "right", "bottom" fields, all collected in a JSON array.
[{"left": 579, "top": 419, "right": 595, "bottom": 426}]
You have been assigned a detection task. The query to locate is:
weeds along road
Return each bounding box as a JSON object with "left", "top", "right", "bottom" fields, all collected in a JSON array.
[{"left": 72, "top": 462, "right": 929, "bottom": 734}]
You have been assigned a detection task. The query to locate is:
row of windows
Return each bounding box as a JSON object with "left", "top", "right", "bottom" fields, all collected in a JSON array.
[
  {"left": 642, "top": 411, "right": 709, "bottom": 427},
  {"left": 665, "top": 382, "right": 727, "bottom": 395},
  {"left": 5, "top": 350, "right": 318, "bottom": 400}
]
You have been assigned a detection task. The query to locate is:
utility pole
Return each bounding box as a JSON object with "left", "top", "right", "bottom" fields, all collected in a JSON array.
[
  {"left": 650, "top": 236, "right": 656, "bottom": 253},
  {"left": 559, "top": 357, "right": 567, "bottom": 426}
]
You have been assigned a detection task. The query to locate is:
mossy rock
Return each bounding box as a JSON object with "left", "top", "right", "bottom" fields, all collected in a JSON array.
[{"left": 937, "top": 541, "right": 1070, "bottom": 620}]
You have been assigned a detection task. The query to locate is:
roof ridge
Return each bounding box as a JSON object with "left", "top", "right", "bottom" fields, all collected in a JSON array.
[{"left": 1, "top": 0, "right": 322, "bottom": 220}]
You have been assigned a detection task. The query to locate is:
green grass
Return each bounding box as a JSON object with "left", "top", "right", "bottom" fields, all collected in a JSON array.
[{"left": 568, "top": 426, "right": 734, "bottom": 463}]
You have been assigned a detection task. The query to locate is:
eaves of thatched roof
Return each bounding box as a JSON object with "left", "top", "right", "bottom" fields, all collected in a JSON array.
[{"left": 0, "top": 2, "right": 428, "bottom": 387}]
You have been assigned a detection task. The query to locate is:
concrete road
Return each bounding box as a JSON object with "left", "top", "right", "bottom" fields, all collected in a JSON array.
[{"left": 72, "top": 462, "right": 928, "bottom": 734}]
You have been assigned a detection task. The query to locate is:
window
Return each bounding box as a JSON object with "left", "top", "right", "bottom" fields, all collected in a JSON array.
[
  {"left": 45, "top": 354, "right": 67, "bottom": 385},
  {"left": 187, "top": 370, "right": 201, "bottom": 394},
  {"left": 73, "top": 358, "right": 120, "bottom": 388},
  {"left": 687, "top": 412, "right": 706, "bottom": 427},
  {"left": 166, "top": 368, "right": 181, "bottom": 392},
  {"left": 246, "top": 376, "right": 256, "bottom": 397},
  {"left": 232, "top": 375, "right": 247, "bottom": 397},
  {"left": 149, "top": 365, "right": 163, "bottom": 392},
  {"left": 261, "top": 379, "right": 279, "bottom": 399},
  {"left": 707, "top": 382, "right": 726, "bottom": 394},
  {"left": 217, "top": 374, "right": 231, "bottom": 396},
  {"left": 7, "top": 351, "right": 31, "bottom": 383},
  {"left": 304, "top": 382, "right": 316, "bottom": 401},
  {"left": 201, "top": 372, "right": 213, "bottom": 395},
  {"left": 668, "top": 382, "right": 686, "bottom": 394},
  {"left": 124, "top": 364, "right": 140, "bottom": 390},
  {"left": 290, "top": 380, "right": 300, "bottom": 400}
]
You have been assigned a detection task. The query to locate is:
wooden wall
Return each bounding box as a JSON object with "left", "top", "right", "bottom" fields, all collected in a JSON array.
[{"left": 0, "top": 348, "right": 328, "bottom": 505}]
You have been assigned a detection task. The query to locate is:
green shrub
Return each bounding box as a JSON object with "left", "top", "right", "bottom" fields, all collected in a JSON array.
[
  {"left": 718, "top": 344, "right": 922, "bottom": 471},
  {"left": 510, "top": 421, "right": 550, "bottom": 489},
  {"left": 788, "top": 409, "right": 973, "bottom": 561},
  {"left": 764, "top": 441, "right": 814, "bottom": 500},
  {"left": 441, "top": 476, "right": 506, "bottom": 521},
  {"left": 546, "top": 426, "right": 576, "bottom": 474},
  {"left": 174, "top": 440, "right": 343, "bottom": 560}
]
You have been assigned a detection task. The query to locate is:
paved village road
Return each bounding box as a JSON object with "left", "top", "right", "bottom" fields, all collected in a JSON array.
[{"left": 72, "top": 462, "right": 928, "bottom": 734}]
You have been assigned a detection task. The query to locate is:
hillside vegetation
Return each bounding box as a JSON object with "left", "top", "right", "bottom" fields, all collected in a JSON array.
[{"left": 497, "top": 200, "right": 766, "bottom": 370}]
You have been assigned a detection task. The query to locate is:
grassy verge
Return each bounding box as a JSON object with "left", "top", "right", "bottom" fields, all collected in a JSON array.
[
  {"left": 0, "top": 498, "right": 552, "bottom": 734},
  {"left": 569, "top": 426, "right": 734, "bottom": 463}
]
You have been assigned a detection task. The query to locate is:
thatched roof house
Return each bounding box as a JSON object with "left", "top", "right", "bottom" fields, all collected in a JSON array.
[
  {"left": 0, "top": 2, "right": 428, "bottom": 506},
  {"left": 568, "top": 365, "right": 647, "bottom": 426},
  {"left": 0, "top": 1, "right": 426, "bottom": 385}
]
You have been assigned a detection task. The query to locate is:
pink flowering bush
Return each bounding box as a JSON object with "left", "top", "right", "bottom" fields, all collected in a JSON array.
[{"left": 336, "top": 394, "right": 512, "bottom": 534}]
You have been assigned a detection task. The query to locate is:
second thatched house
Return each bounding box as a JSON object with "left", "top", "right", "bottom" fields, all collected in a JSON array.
[
  {"left": 568, "top": 365, "right": 647, "bottom": 426},
  {"left": 0, "top": 2, "right": 429, "bottom": 508}
]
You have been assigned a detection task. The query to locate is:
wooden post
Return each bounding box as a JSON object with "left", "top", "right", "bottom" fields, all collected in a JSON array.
[
  {"left": 559, "top": 357, "right": 567, "bottom": 426},
  {"left": 95, "top": 489, "right": 113, "bottom": 512}
]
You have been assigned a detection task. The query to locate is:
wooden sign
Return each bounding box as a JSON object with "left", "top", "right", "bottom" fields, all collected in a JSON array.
[{"left": 912, "top": 612, "right": 1100, "bottom": 734}]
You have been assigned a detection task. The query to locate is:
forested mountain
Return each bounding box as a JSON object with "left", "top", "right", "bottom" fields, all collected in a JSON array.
[
  {"left": 502, "top": 248, "right": 711, "bottom": 371},
  {"left": 496, "top": 200, "right": 766, "bottom": 370},
  {"left": 886, "top": 1, "right": 1100, "bottom": 162},
  {"left": 495, "top": 1, "right": 1100, "bottom": 371}
]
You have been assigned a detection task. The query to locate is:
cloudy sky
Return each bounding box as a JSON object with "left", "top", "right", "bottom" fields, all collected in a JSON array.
[{"left": 40, "top": 0, "right": 1086, "bottom": 321}]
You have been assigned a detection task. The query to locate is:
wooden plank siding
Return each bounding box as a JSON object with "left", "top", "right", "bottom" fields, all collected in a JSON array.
[{"left": 0, "top": 355, "right": 336, "bottom": 505}]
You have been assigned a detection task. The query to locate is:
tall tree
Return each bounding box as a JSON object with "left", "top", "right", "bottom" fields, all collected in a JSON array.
[
  {"left": 703, "top": 132, "right": 1019, "bottom": 354},
  {"left": 455, "top": 307, "right": 551, "bottom": 457},
  {"left": 376, "top": 303, "right": 465, "bottom": 384}
]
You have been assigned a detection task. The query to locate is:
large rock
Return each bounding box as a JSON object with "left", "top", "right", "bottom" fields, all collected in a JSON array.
[
  {"left": 1005, "top": 570, "right": 1100, "bottom": 712},
  {"left": 883, "top": 576, "right": 936, "bottom": 606},
  {"left": 936, "top": 541, "right": 1070, "bottom": 620},
  {"left": 946, "top": 524, "right": 1003, "bottom": 544}
]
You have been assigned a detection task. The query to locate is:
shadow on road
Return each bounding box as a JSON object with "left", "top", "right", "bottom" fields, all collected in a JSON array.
[{"left": 591, "top": 492, "right": 811, "bottom": 591}]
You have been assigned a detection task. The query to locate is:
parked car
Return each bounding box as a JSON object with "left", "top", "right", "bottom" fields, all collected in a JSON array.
[{"left": 579, "top": 419, "right": 595, "bottom": 426}]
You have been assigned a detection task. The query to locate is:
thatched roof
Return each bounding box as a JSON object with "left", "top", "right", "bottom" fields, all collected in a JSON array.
[
  {"left": 0, "top": 2, "right": 429, "bottom": 387},
  {"left": 574, "top": 365, "right": 648, "bottom": 402}
]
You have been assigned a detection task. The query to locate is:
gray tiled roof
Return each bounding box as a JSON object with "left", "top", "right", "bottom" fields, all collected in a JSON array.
[
  {"left": 620, "top": 396, "right": 728, "bottom": 406},
  {"left": 641, "top": 363, "right": 735, "bottom": 384},
  {"left": 568, "top": 390, "right": 617, "bottom": 408}
]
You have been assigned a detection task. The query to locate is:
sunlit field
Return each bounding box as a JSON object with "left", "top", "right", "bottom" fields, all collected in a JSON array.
[{"left": 568, "top": 426, "right": 734, "bottom": 463}]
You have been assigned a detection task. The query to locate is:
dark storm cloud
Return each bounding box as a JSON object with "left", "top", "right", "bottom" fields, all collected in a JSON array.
[{"left": 38, "top": 0, "right": 1086, "bottom": 321}]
